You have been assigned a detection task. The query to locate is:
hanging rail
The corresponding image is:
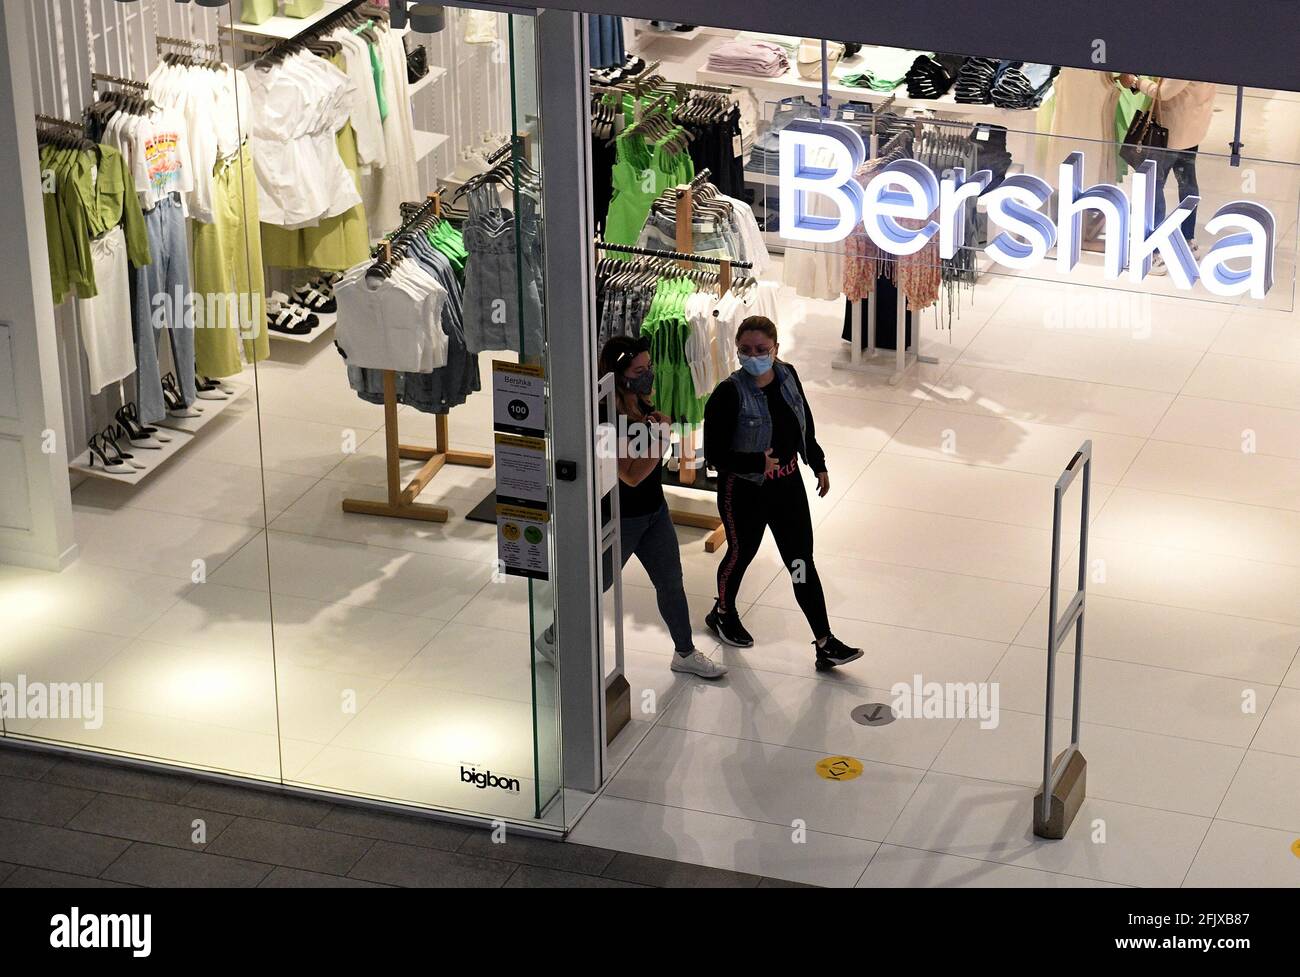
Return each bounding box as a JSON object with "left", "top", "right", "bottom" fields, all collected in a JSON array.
[{"left": 593, "top": 239, "right": 751, "bottom": 269}]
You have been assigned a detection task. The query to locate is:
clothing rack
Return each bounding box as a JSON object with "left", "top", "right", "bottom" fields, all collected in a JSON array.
[
  {"left": 289, "top": 0, "right": 370, "bottom": 43},
  {"left": 155, "top": 35, "right": 218, "bottom": 55},
  {"left": 35, "top": 114, "right": 85, "bottom": 130},
  {"left": 594, "top": 237, "right": 738, "bottom": 552},
  {"left": 340, "top": 191, "right": 494, "bottom": 524},
  {"left": 91, "top": 72, "right": 148, "bottom": 93}
]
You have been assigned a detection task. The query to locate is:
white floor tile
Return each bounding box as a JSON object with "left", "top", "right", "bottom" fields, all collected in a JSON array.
[
  {"left": 884, "top": 771, "right": 1209, "bottom": 887},
  {"left": 1182, "top": 819, "right": 1300, "bottom": 887},
  {"left": 755, "top": 550, "right": 1042, "bottom": 644},
  {"left": 816, "top": 501, "right": 1054, "bottom": 585},
  {"left": 1120, "top": 439, "right": 1300, "bottom": 512},
  {"left": 1211, "top": 309, "right": 1300, "bottom": 364},
  {"left": 71, "top": 506, "right": 261, "bottom": 581},
  {"left": 1252, "top": 687, "right": 1300, "bottom": 758},
  {"left": 660, "top": 666, "right": 958, "bottom": 770},
  {"left": 1182, "top": 353, "right": 1300, "bottom": 411},
  {"left": 1013, "top": 592, "right": 1299, "bottom": 685},
  {"left": 269, "top": 477, "right": 499, "bottom": 563},
  {"left": 1152, "top": 396, "right": 1300, "bottom": 460},
  {"left": 858, "top": 844, "right": 1121, "bottom": 888},
  {"left": 845, "top": 452, "right": 1114, "bottom": 533},
  {"left": 0, "top": 562, "right": 193, "bottom": 639},
  {"left": 933, "top": 711, "right": 1243, "bottom": 818},
  {"left": 928, "top": 365, "right": 1173, "bottom": 437},
  {"left": 991, "top": 645, "right": 1274, "bottom": 748},
  {"left": 1083, "top": 536, "right": 1300, "bottom": 625},
  {"left": 607, "top": 724, "right": 925, "bottom": 841},
  {"left": 569, "top": 794, "right": 879, "bottom": 888},
  {"left": 5, "top": 708, "right": 282, "bottom": 781},
  {"left": 1093, "top": 486, "right": 1300, "bottom": 566},
  {"left": 0, "top": 622, "right": 130, "bottom": 688},
  {"left": 1217, "top": 750, "right": 1300, "bottom": 833},
  {"left": 722, "top": 603, "right": 1009, "bottom": 690},
  {"left": 958, "top": 324, "right": 1205, "bottom": 392},
  {"left": 209, "top": 531, "right": 494, "bottom": 620},
  {"left": 884, "top": 406, "right": 1145, "bottom": 484},
  {"left": 394, "top": 620, "right": 535, "bottom": 703}
]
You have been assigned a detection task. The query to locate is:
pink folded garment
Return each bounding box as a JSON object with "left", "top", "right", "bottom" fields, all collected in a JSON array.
[{"left": 706, "top": 39, "right": 790, "bottom": 77}]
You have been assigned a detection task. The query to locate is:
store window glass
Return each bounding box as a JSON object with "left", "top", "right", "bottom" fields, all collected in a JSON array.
[
  {"left": 2, "top": 0, "right": 561, "bottom": 829},
  {"left": 2, "top": 0, "right": 280, "bottom": 779}
]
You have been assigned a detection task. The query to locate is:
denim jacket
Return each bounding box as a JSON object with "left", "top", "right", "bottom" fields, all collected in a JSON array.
[{"left": 728, "top": 362, "right": 807, "bottom": 485}]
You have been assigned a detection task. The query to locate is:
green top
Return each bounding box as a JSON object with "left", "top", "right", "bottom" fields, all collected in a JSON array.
[
  {"left": 357, "top": 26, "right": 388, "bottom": 123},
  {"left": 41, "top": 142, "right": 151, "bottom": 302},
  {"left": 425, "top": 218, "right": 468, "bottom": 280}
]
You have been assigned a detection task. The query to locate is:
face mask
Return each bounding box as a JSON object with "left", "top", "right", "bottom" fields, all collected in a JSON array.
[
  {"left": 623, "top": 368, "right": 654, "bottom": 396},
  {"left": 739, "top": 354, "right": 773, "bottom": 376}
]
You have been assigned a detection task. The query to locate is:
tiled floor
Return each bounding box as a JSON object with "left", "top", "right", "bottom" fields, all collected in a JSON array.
[
  {"left": 3, "top": 34, "right": 1300, "bottom": 887},
  {"left": 569, "top": 36, "right": 1300, "bottom": 887},
  {"left": 0, "top": 747, "right": 797, "bottom": 888}
]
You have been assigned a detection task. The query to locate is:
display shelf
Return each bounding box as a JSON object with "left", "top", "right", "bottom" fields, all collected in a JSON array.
[
  {"left": 696, "top": 36, "right": 1051, "bottom": 126},
  {"left": 154, "top": 380, "right": 252, "bottom": 435},
  {"left": 69, "top": 428, "right": 196, "bottom": 485},
  {"left": 226, "top": 1, "right": 349, "bottom": 40},
  {"left": 408, "top": 65, "right": 447, "bottom": 97},
  {"left": 268, "top": 317, "right": 336, "bottom": 345},
  {"left": 414, "top": 130, "right": 450, "bottom": 162}
]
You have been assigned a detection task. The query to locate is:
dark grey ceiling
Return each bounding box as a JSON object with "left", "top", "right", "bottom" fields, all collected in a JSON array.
[{"left": 544, "top": 0, "right": 1298, "bottom": 92}]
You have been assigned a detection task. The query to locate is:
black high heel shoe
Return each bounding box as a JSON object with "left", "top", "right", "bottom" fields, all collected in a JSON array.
[
  {"left": 161, "top": 373, "right": 201, "bottom": 418},
  {"left": 115, "top": 403, "right": 165, "bottom": 448},
  {"left": 86, "top": 433, "right": 135, "bottom": 474},
  {"left": 102, "top": 425, "right": 146, "bottom": 471}
]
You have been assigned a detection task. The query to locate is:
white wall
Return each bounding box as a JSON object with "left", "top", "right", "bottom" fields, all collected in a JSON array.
[{"left": 0, "top": 0, "right": 76, "bottom": 570}]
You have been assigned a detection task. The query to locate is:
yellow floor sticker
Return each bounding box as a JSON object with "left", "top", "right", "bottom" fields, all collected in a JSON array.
[
  {"left": 815, "top": 756, "right": 864, "bottom": 782},
  {"left": 1291, "top": 838, "right": 1300, "bottom": 858}
]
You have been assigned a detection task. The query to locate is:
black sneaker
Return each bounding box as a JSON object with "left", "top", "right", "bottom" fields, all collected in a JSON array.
[
  {"left": 814, "top": 634, "right": 864, "bottom": 671},
  {"left": 705, "top": 604, "right": 754, "bottom": 648}
]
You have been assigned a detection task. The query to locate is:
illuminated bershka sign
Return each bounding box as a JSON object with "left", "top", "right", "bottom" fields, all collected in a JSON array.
[{"left": 779, "top": 120, "right": 1276, "bottom": 299}]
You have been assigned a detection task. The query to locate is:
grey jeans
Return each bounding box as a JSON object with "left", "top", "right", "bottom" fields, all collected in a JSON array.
[
  {"left": 604, "top": 501, "right": 695, "bottom": 654},
  {"left": 133, "top": 195, "right": 195, "bottom": 423}
]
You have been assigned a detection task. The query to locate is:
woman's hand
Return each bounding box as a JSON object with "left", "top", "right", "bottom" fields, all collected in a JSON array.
[
  {"left": 1118, "top": 73, "right": 1139, "bottom": 90},
  {"left": 764, "top": 449, "right": 780, "bottom": 478},
  {"left": 816, "top": 471, "right": 830, "bottom": 498}
]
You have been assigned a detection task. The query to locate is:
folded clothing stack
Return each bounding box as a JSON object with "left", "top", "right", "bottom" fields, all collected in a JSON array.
[
  {"left": 706, "top": 39, "right": 790, "bottom": 77},
  {"left": 746, "top": 96, "right": 817, "bottom": 174},
  {"left": 841, "top": 48, "right": 930, "bottom": 93},
  {"left": 991, "top": 62, "right": 1058, "bottom": 109},
  {"left": 905, "top": 53, "right": 965, "bottom": 99},
  {"left": 954, "top": 57, "right": 1001, "bottom": 103}
]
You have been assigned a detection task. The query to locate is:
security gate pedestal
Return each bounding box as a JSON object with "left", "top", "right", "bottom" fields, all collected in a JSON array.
[
  {"left": 1033, "top": 747, "right": 1087, "bottom": 839},
  {"left": 1033, "top": 440, "right": 1092, "bottom": 840}
]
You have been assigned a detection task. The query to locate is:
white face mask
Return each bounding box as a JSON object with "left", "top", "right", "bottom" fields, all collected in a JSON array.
[{"left": 738, "top": 353, "right": 773, "bottom": 376}]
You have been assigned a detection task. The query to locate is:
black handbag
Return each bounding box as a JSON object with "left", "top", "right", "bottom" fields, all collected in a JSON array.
[
  {"left": 407, "top": 45, "right": 429, "bottom": 84},
  {"left": 1119, "top": 78, "right": 1169, "bottom": 169}
]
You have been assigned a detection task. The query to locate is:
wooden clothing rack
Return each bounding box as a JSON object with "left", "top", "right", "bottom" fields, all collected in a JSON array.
[
  {"left": 594, "top": 228, "right": 756, "bottom": 554},
  {"left": 341, "top": 192, "right": 493, "bottom": 523}
]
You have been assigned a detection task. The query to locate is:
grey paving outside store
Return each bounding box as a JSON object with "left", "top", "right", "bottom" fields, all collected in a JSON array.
[{"left": 0, "top": 745, "right": 809, "bottom": 889}]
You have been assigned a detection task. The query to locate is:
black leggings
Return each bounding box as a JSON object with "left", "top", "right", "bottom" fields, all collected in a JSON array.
[{"left": 716, "top": 470, "right": 831, "bottom": 639}]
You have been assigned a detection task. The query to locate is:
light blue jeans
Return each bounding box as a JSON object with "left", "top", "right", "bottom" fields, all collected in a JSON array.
[{"left": 133, "top": 195, "right": 195, "bottom": 423}]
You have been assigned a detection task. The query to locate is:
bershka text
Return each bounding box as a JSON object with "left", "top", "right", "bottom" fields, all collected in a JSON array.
[
  {"left": 779, "top": 120, "right": 1276, "bottom": 298},
  {"left": 50, "top": 908, "right": 151, "bottom": 958},
  {"left": 461, "top": 766, "right": 521, "bottom": 792}
]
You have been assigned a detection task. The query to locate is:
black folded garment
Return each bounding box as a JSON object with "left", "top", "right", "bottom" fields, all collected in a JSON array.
[
  {"left": 954, "top": 57, "right": 999, "bottom": 104},
  {"left": 905, "top": 53, "right": 963, "bottom": 99}
]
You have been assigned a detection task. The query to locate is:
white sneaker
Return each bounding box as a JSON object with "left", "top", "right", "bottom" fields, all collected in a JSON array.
[
  {"left": 533, "top": 629, "right": 556, "bottom": 665},
  {"left": 670, "top": 650, "right": 728, "bottom": 679}
]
